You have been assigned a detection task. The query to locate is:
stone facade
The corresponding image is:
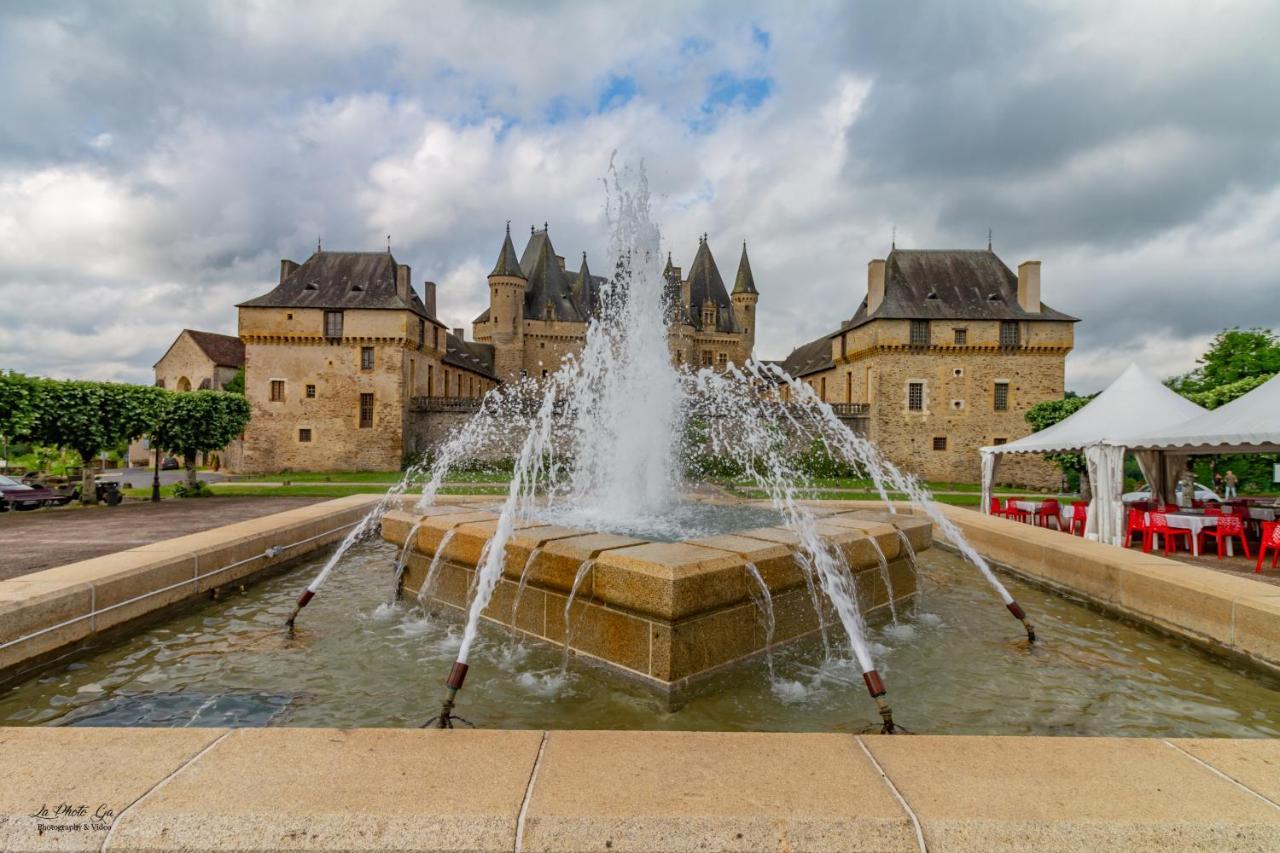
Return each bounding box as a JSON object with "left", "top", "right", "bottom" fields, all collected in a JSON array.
[
  {"left": 474, "top": 227, "right": 758, "bottom": 381},
  {"left": 235, "top": 252, "right": 498, "bottom": 473},
  {"left": 779, "top": 249, "right": 1077, "bottom": 487}
]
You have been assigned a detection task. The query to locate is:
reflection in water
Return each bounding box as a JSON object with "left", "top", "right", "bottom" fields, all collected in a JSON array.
[{"left": 3, "top": 541, "right": 1279, "bottom": 736}]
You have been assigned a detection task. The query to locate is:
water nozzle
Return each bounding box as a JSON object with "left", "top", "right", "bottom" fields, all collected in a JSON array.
[
  {"left": 285, "top": 589, "right": 315, "bottom": 631},
  {"left": 862, "top": 669, "right": 898, "bottom": 734},
  {"left": 1006, "top": 601, "right": 1036, "bottom": 643},
  {"left": 423, "top": 662, "right": 471, "bottom": 729}
]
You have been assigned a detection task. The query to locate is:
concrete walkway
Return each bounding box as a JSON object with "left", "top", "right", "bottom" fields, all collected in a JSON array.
[
  {"left": 0, "top": 496, "right": 322, "bottom": 581},
  {"left": 1, "top": 728, "right": 1277, "bottom": 851}
]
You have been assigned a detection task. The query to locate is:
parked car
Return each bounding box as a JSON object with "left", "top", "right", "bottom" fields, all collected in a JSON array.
[
  {"left": 1122, "top": 482, "right": 1223, "bottom": 504},
  {"left": 19, "top": 473, "right": 78, "bottom": 506},
  {"left": 160, "top": 456, "right": 180, "bottom": 471},
  {"left": 0, "top": 474, "right": 57, "bottom": 511}
]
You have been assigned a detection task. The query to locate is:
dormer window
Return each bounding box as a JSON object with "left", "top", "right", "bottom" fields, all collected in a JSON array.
[{"left": 305, "top": 281, "right": 319, "bottom": 291}]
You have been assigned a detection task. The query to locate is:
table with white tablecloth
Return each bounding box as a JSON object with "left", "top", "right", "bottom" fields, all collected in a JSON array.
[
  {"left": 1144, "top": 511, "right": 1228, "bottom": 557},
  {"left": 1008, "top": 500, "right": 1077, "bottom": 529}
]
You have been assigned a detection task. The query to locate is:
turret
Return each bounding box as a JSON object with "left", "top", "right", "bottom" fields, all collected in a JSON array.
[
  {"left": 488, "top": 223, "right": 526, "bottom": 381},
  {"left": 732, "top": 240, "right": 759, "bottom": 359}
]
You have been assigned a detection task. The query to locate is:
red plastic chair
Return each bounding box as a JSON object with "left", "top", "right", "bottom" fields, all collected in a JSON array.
[
  {"left": 1123, "top": 509, "right": 1150, "bottom": 550},
  {"left": 1205, "top": 507, "right": 1223, "bottom": 517},
  {"left": 1034, "top": 498, "right": 1063, "bottom": 530},
  {"left": 1197, "top": 516, "right": 1251, "bottom": 560},
  {"left": 1069, "top": 501, "right": 1088, "bottom": 536},
  {"left": 1257, "top": 522, "right": 1280, "bottom": 573},
  {"left": 1149, "top": 512, "right": 1194, "bottom": 555},
  {"left": 1002, "top": 498, "right": 1029, "bottom": 523},
  {"left": 989, "top": 497, "right": 1015, "bottom": 519}
]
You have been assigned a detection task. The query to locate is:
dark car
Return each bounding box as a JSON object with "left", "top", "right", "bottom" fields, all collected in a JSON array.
[
  {"left": 20, "top": 473, "right": 78, "bottom": 505},
  {"left": 0, "top": 474, "right": 57, "bottom": 511},
  {"left": 160, "top": 456, "right": 180, "bottom": 471}
]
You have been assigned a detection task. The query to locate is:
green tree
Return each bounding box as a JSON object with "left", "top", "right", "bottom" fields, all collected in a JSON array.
[
  {"left": 222, "top": 367, "right": 245, "bottom": 394},
  {"left": 29, "top": 379, "right": 168, "bottom": 503},
  {"left": 0, "top": 370, "right": 40, "bottom": 468},
  {"left": 1025, "top": 396, "right": 1093, "bottom": 498},
  {"left": 1170, "top": 328, "right": 1280, "bottom": 394},
  {"left": 151, "top": 391, "right": 251, "bottom": 490}
]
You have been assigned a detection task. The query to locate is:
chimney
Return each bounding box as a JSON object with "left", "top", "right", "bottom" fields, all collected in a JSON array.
[
  {"left": 280, "top": 259, "right": 299, "bottom": 284},
  {"left": 556, "top": 255, "right": 566, "bottom": 271},
  {"left": 1017, "top": 261, "right": 1041, "bottom": 313},
  {"left": 867, "top": 259, "right": 886, "bottom": 314},
  {"left": 452, "top": 327, "right": 464, "bottom": 340},
  {"left": 396, "top": 264, "right": 411, "bottom": 302},
  {"left": 422, "top": 281, "right": 437, "bottom": 318}
]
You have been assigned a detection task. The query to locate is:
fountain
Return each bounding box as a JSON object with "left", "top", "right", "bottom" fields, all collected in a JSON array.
[{"left": 287, "top": 162, "right": 1034, "bottom": 732}]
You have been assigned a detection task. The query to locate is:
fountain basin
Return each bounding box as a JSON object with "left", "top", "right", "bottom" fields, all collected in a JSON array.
[{"left": 381, "top": 501, "right": 929, "bottom": 693}]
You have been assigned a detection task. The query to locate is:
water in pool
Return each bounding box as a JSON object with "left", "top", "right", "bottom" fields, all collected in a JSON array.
[{"left": 3, "top": 541, "right": 1278, "bottom": 736}]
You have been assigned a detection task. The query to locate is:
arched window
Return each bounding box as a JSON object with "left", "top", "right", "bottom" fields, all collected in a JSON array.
[{"left": 177, "top": 377, "right": 191, "bottom": 392}]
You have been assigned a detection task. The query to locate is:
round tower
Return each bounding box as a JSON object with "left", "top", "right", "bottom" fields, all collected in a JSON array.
[
  {"left": 732, "top": 240, "right": 760, "bottom": 361},
  {"left": 488, "top": 223, "right": 526, "bottom": 382}
]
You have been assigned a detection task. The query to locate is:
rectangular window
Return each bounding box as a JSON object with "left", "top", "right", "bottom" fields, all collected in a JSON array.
[
  {"left": 298, "top": 428, "right": 312, "bottom": 443},
  {"left": 359, "top": 393, "right": 374, "bottom": 428},
  {"left": 305, "top": 384, "right": 316, "bottom": 398},
  {"left": 954, "top": 328, "right": 967, "bottom": 345},
  {"left": 820, "top": 377, "right": 827, "bottom": 399},
  {"left": 933, "top": 436, "right": 947, "bottom": 451},
  {"left": 324, "top": 310, "right": 343, "bottom": 338},
  {"left": 433, "top": 326, "right": 439, "bottom": 350},
  {"left": 840, "top": 334, "right": 847, "bottom": 359},
  {"left": 701, "top": 350, "right": 713, "bottom": 367},
  {"left": 1000, "top": 321, "right": 1020, "bottom": 347},
  {"left": 716, "top": 352, "right": 728, "bottom": 368},
  {"left": 418, "top": 319, "right": 425, "bottom": 347},
  {"left": 910, "top": 319, "right": 930, "bottom": 346},
  {"left": 994, "top": 382, "right": 1009, "bottom": 411},
  {"left": 427, "top": 364, "right": 434, "bottom": 396},
  {"left": 269, "top": 380, "right": 284, "bottom": 402},
  {"left": 993, "top": 437, "right": 1008, "bottom": 446},
  {"left": 908, "top": 382, "right": 924, "bottom": 411},
  {"left": 360, "top": 347, "right": 374, "bottom": 370}
]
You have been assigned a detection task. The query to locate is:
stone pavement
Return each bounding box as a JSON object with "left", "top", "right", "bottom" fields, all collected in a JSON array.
[
  {"left": 0, "top": 496, "right": 322, "bottom": 581},
  {"left": 1, "top": 728, "right": 1277, "bottom": 851}
]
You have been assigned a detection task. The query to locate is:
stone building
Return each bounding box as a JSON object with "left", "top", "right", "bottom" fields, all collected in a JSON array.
[
  {"left": 127, "top": 329, "right": 247, "bottom": 466},
  {"left": 473, "top": 226, "right": 758, "bottom": 381},
  {"left": 235, "top": 250, "right": 498, "bottom": 472},
  {"left": 777, "top": 248, "right": 1077, "bottom": 486}
]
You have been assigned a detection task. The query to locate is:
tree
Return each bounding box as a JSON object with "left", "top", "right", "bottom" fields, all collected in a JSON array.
[
  {"left": 151, "top": 390, "right": 251, "bottom": 490},
  {"left": 222, "top": 367, "right": 245, "bottom": 394},
  {"left": 0, "top": 371, "right": 39, "bottom": 468},
  {"left": 29, "top": 379, "right": 167, "bottom": 504},
  {"left": 1170, "top": 328, "right": 1280, "bottom": 394},
  {"left": 1025, "top": 396, "right": 1094, "bottom": 499}
]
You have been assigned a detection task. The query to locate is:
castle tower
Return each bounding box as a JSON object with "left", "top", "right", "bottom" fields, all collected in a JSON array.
[
  {"left": 732, "top": 240, "right": 759, "bottom": 360},
  {"left": 488, "top": 223, "right": 527, "bottom": 381}
]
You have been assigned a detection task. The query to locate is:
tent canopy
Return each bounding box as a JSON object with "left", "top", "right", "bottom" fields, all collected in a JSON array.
[
  {"left": 1124, "top": 371, "right": 1280, "bottom": 453},
  {"left": 980, "top": 363, "right": 1207, "bottom": 455}
]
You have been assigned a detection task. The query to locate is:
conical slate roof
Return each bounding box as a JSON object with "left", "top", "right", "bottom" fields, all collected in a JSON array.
[
  {"left": 489, "top": 224, "right": 525, "bottom": 278},
  {"left": 733, "top": 242, "right": 758, "bottom": 295},
  {"left": 520, "top": 229, "right": 585, "bottom": 322},
  {"left": 685, "top": 237, "right": 737, "bottom": 332}
]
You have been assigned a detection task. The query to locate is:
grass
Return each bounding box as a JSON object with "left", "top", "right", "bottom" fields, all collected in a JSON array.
[
  {"left": 231, "top": 469, "right": 512, "bottom": 484},
  {"left": 727, "top": 476, "right": 1027, "bottom": 494},
  {"left": 122, "top": 483, "right": 508, "bottom": 500}
]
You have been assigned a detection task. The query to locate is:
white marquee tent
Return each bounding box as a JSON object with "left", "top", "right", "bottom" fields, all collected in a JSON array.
[{"left": 980, "top": 364, "right": 1208, "bottom": 545}]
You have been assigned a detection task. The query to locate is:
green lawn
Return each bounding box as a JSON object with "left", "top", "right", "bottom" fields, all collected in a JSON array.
[
  {"left": 230, "top": 469, "right": 511, "bottom": 484},
  {"left": 123, "top": 483, "right": 508, "bottom": 499},
  {"left": 727, "top": 477, "right": 1026, "bottom": 494}
]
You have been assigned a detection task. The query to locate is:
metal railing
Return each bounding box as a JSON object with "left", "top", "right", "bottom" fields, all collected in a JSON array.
[
  {"left": 410, "top": 396, "right": 485, "bottom": 413},
  {"left": 828, "top": 403, "right": 870, "bottom": 417}
]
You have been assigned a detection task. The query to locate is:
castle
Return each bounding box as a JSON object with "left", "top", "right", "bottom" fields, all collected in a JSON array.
[
  {"left": 472, "top": 225, "right": 758, "bottom": 381},
  {"left": 152, "top": 225, "right": 1073, "bottom": 485},
  {"left": 777, "top": 248, "right": 1076, "bottom": 485}
]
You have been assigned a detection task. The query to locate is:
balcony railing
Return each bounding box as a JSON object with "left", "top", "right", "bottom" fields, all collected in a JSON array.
[
  {"left": 410, "top": 396, "right": 484, "bottom": 413},
  {"left": 828, "top": 402, "right": 870, "bottom": 418}
]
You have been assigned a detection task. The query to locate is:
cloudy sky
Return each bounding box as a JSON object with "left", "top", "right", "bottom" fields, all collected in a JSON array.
[{"left": 1, "top": 0, "right": 1277, "bottom": 393}]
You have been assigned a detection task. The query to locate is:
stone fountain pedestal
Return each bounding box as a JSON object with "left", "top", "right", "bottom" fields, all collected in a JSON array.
[{"left": 380, "top": 500, "right": 930, "bottom": 699}]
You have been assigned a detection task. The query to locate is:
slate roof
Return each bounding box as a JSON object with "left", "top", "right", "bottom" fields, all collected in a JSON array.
[
  {"left": 490, "top": 226, "right": 524, "bottom": 278},
  {"left": 238, "top": 251, "right": 432, "bottom": 318},
  {"left": 839, "top": 249, "right": 1078, "bottom": 331},
  {"left": 779, "top": 248, "right": 1077, "bottom": 379},
  {"left": 776, "top": 335, "right": 834, "bottom": 378},
  {"left": 183, "top": 330, "right": 245, "bottom": 368},
  {"left": 685, "top": 238, "right": 738, "bottom": 333},
  {"left": 443, "top": 333, "right": 498, "bottom": 380},
  {"left": 732, "top": 242, "right": 758, "bottom": 295},
  {"left": 473, "top": 228, "right": 604, "bottom": 325}
]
